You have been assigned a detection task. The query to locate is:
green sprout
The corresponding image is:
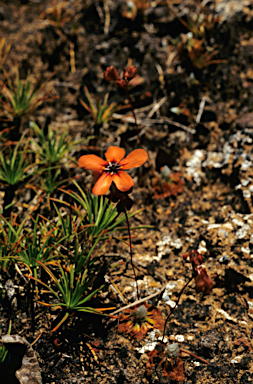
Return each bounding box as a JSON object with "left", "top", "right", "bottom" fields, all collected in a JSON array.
[
  {"left": 0, "top": 137, "right": 32, "bottom": 186},
  {"left": 30, "top": 121, "right": 78, "bottom": 167},
  {"left": 16, "top": 219, "right": 57, "bottom": 274},
  {"left": 29, "top": 167, "right": 68, "bottom": 210},
  {"left": 0, "top": 320, "right": 12, "bottom": 363},
  {"left": 0, "top": 214, "right": 29, "bottom": 271},
  {"left": 80, "top": 86, "right": 119, "bottom": 125},
  {"left": 0, "top": 137, "right": 35, "bottom": 215},
  {"left": 26, "top": 260, "right": 108, "bottom": 331},
  {"left": 0, "top": 68, "right": 55, "bottom": 120},
  {"left": 56, "top": 180, "right": 146, "bottom": 241},
  {"left": 29, "top": 122, "right": 82, "bottom": 205}
]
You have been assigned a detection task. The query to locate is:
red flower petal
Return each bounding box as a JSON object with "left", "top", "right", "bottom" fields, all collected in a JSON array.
[
  {"left": 103, "top": 66, "right": 119, "bottom": 81},
  {"left": 120, "top": 149, "right": 148, "bottom": 170},
  {"left": 124, "top": 65, "right": 138, "bottom": 80},
  {"left": 112, "top": 171, "right": 134, "bottom": 192},
  {"left": 78, "top": 155, "right": 107, "bottom": 172},
  {"left": 92, "top": 173, "right": 113, "bottom": 195},
  {"left": 105, "top": 146, "right": 126, "bottom": 162}
]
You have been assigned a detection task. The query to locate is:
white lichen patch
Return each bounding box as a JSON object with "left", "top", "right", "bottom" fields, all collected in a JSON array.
[
  {"left": 201, "top": 132, "right": 253, "bottom": 218},
  {"left": 185, "top": 149, "right": 206, "bottom": 185},
  {"left": 135, "top": 330, "right": 168, "bottom": 354},
  {"left": 215, "top": 0, "right": 249, "bottom": 19},
  {"left": 157, "top": 234, "right": 182, "bottom": 260},
  {"left": 202, "top": 151, "right": 225, "bottom": 169},
  {"left": 236, "top": 226, "right": 251, "bottom": 239},
  {"left": 162, "top": 281, "right": 178, "bottom": 307}
]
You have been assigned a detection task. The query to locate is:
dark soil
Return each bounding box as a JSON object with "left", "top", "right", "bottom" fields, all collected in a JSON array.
[{"left": 1, "top": 0, "right": 253, "bottom": 383}]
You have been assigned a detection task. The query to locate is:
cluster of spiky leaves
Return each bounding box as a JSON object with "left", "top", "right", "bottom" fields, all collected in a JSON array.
[
  {"left": 0, "top": 181, "right": 146, "bottom": 331},
  {"left": 0, "top": 46, "right": 150, "bottom": 339}
]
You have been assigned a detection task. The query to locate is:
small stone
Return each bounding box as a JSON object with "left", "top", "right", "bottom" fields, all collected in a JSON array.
[
  {"left": 218, "top": 229, "right": 228, "bottom": 238},
  {"left": 164, "top": 299, "right": 176, "bottom": 308},
  {"left": 230, "top": 356, "right": 242, "bottom": 364},
  {"left": 198, "top": 240, "right": 207, "bottom": 254},
  {"left": 175, "top": 335, "right": 184, "bottom": 343},
  {"left": 219, "top": 255, "right": 230, "bottom": 264},
  {"left": 241, "top": 247, "right": 250, "bottom": 254}
]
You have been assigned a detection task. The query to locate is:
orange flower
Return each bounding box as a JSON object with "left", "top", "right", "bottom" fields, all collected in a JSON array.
[{"left": 78, "top": 146, "right": 148, "bottom": 195}]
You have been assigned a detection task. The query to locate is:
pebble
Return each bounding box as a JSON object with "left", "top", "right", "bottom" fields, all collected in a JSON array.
[
  {"left": 164, "top": 298, "right": 176, "bottom": 308},
  {"left": 230, "top": 356, "right": 242, "bottom": 364},
  {"left": 217, "top": 229, "right": 228, "bottom": 238},
  {"left": 175, "top": 335, "right": 184, "bottom": 343},
  {"left": 241, "top": 246, "right": 250, "bottom": 254},
  {"left": 219, "top": 255, "right": 230, "bottom": 264},
  {"left": 197, "top": 240, "right": 207, "bottom": 254}
]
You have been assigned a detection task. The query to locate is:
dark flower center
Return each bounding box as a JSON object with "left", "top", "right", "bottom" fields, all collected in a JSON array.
[{"left": 104, "top": 161, "right": 121, "bottom": 174}]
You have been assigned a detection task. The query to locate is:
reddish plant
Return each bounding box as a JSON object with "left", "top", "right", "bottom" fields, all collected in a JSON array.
[
  {"left": 146, "top": 341, "right": 209, "bottom": 382},
  {"left": 183, "top": 250, "right": 214, "bottom": 295},
  {"left": 152, "top": 170, "right": 184, "bottom": 199},
  {"left": 123, "top": 65, "right": 138, "bottom": 81},
  {"left": 103, "top": 65, "right": 138, "bottom": 89},
  {"left": 78, "top": 146, "right": 148, "bottom": 195},
  {"left": 118, "top": 303, "right": 164, "bottom": 340},
  {"left": 146, "top": 343, "right": 185, "bottom": 382}
]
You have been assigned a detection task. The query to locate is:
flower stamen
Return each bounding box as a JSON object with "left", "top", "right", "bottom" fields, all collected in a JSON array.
[{"left": 104, "top": 161, "right": 121, "bottom": 174}]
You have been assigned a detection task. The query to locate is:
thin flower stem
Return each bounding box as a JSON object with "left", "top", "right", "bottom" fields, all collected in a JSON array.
[
  {"left": 162, "top": 276, "right": 194, "bottom": 343},
  {"left": 122, "top": 204, "right": 140, "bottom": 300},
  {"left": 125, "top": 85, "right": 141, "bottom": 145}
]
